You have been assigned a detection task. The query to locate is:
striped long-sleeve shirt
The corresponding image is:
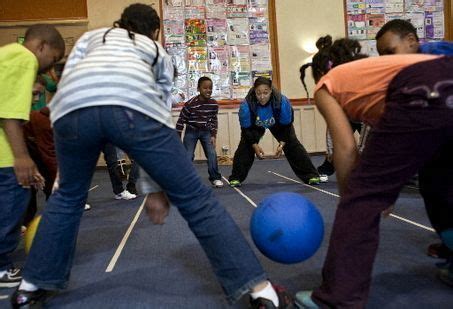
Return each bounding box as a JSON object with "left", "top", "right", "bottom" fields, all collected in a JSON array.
[
  {"left": 49, "top": 27, "right": 175, "bottom": 128},
  {"left": 175, "top": 95, "right": 219, "bottom": 136}
]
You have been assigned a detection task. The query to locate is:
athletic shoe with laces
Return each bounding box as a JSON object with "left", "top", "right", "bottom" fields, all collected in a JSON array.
[
  {"left": 319, "top": 175, "right": 328, "bottom": 183},
  {"left": 316, "top": 158, "right": 335, "bottom": 176},
  {"left": 229, "top": 180, "right": 241, "bottom": 187},
  {"left": 250, "top": 284, "right": 294, "bottom": 308},
  {"left": 114, "top": 190, "right": 137, "bottom": 200},
  {"left": 437, "top": 256, "right": 453, "bottom": 287},
  {"left": 295, "top": 291, "right": 319, "bottom": 308},
  {"left": 0, "top": 267, "right": 22, "bottom": 288},
  {"left": 10, "top": 288, "right": 52, "bottom": 308},
  {"left": 212, "top": 179, "right": 224, "bottom": 188},
  {"left": 308, "top": 177, "right": 320, "bottom": 185}
]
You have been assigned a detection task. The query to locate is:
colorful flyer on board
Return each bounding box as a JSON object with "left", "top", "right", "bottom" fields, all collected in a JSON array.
[
  {"left": 185, "top": 19, "right": 207, "bottom": 46},
  {"left": 365, "top": 0, "right": 384, "bottom": 14},
  {"left": 385, "top": 0, "right": 404, "bottom": 13},
  {"left": 347, "top": 1, "right": 366, "bottom": 14},
  {"left": 187, "top": 46, "right": 208, "bottom": 71},
  {"left": 206, "top": 5, "right": 227, "bottom": 19},
  {"left": 185, "top": 6, "right": 206, "bottom": 19},
  {"left": 185, "top": 0, "right": 205, "bottom": 6},
  {"left": 229, "top": 45, "right": 251, "bottom": 72},
  {"left": 432, "top": 10, "right": 444, "bottom": 39},
  {"left": 226, "top": 18, "right": 250, "bottom": 45},
  {"left": 250, "top": 44, "right": 271, "bottom": 71},
  {"left": 405, "top": 12, "right": 425, "bottom": 38},
  {"left": 249, "top": 17, "right": 269, "bottom": 44},
  {"left": 206, "top": 19, "right": 227, "bottom": 46},
  {"left": 251, "top": 70, "right": 272, "bottom": 81},
  {"left": 166, "top": 46, "right": 188, "bottom": 76},
  {"left": 231, "top": 71, "right": 252, "bottom": 98},
  {"left": 164, "top": 0, "right": 184, "bottom": 7},
  {"left": 347, "top": 14, "right": 367, "bottom": 40},
  {"left": 360, "top": 40, "right": 378, "bottom": 56},
  {"left": 164, "top": 7, "right": 185, "bottom": 20},
  {"left": 208, "top": 46, "right": 229, "bottom": 73},
  {"left": 366, "top": 14, "right": 385, "bottom": 39},
  {"left": 164, "top": 20, "right": 185, "bottom": 45},
  {"left": 226, "top": 5, "right": 248, "bottom": 18},
  {"left": 204, "top": 72, "right": 231, "bottom": 99}
]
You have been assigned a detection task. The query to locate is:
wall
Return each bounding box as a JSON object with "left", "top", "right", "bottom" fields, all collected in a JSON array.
[{"left": 274, "top": 0, "right": 345, "bottom": 99}]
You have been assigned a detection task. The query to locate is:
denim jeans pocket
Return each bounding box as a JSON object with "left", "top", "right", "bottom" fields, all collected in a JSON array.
[
  {"left": 54, "top": 114, "right": 79, "bottom": 141},
  {"left": 112, "top": 107, "right": 164, "bottom": 142}
]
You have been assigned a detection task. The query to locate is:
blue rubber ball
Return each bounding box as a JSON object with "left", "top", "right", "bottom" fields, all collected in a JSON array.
[{"left": 250, "top": 192, "right": 324, "bottom": 264}]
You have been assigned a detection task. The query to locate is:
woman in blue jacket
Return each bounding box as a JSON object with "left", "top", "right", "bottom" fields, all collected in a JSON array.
[{"left": 228, "top": 77, "right": 323, "bottom": 187}]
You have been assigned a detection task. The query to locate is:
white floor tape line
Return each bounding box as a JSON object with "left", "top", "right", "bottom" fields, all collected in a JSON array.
[
  {"left": 268, "top": 170, "right": 435, "bottom": 233},
  {"left": 222, "top": 176, "right": 257, "bottom": 207},
  {"left": 105, "top": 197, "right": 145, "bottom": 272}
]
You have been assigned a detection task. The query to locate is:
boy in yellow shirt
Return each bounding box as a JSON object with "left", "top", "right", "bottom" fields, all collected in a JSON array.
[{"left": 0, "top": 24, "right": 64, "bottom": 287}]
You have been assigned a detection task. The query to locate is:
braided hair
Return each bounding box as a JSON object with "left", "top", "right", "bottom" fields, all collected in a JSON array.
[
  {"left": 103, "top": 3, "right": 161, "bottom": 44},
  {"left": 300, "top": 35, "right": 368, "bottom": 98}
]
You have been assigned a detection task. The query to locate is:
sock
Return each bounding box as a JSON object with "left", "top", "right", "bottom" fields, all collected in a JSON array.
[
  {"left": 441, "top": 229, "right": 453, "bottom": 251},
  {"left": 250, "top": 281, "right": 279, "bottom": 307},
  {"left": 19, "top": 279, "right": 38, "bottom": 292}
]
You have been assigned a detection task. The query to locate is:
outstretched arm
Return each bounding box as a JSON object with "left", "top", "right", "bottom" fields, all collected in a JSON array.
[{"left": 315, "top": 87, "right": 357, "bottom": 195}]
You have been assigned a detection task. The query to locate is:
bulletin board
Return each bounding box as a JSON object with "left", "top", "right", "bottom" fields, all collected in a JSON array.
[
  {"left": 0, "top": 0, "right": 87, "bottom": 22},
  {"left": 161, "top": 0, "right": 278, "bottom": 100},
  {"left": 345, "top": 0, "right": 448, "bottom": 55}
]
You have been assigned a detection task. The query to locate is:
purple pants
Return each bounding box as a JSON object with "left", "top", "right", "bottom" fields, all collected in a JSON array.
[{"left": 313, "top": 56, "right": 453, "bottom": 308}]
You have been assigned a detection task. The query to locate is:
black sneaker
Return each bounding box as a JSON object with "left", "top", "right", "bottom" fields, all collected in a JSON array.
[
  {"left": 0, "top": 267, "right": 22, "bottom": 288},
  {"left": 250, "top": 284, "right": 294, "bottom": 308},
  {"left": 317, "top": 158, "right": 335, "bottom": 176},
  {"left": 10, "top": 288, "right": 51, "bottom": 308}
]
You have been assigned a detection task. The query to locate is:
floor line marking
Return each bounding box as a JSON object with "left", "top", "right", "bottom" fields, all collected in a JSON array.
[
  {"left": 222, "top": 176, "right": 257, "bottom": 207},
  {"left": 88, "top": 185, "right": 99, "bottom": 191},
  {"left": 105, "top": 198, "right": 145, "bottom": 272},
  {"left": 0, "top": 295, "right": 8, "bottom": 300},
  {"left": 268, "top": 170, "right": 435, "bottom": 233}
]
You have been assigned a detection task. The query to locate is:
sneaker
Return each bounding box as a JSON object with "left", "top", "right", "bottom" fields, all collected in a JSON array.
[
  {"left": 10, "top": 288, "right": 51, "bottom": 308},
  {"left": 319, "top": 175, "right": 328, "bottom": 183},
  {"left": 212, "top": 179, "right": 224, "bottom": 188},
  {"left": 308, "top": 177, "right": 320, "bottom": 185},
  {"left": 317, "top": 158, "right": 335, "bottom": 176},
  {"left": 437, "top": 257, "right": 453, "bottom": 287},
  {"left": 250, "top": 284, "right": 294, "bottom": 308},
  {"left": 295, "top": 291, "right": 319, "bottom": 309},
  {"left": 114, "top": 190, "right": 137, "bottom": 200},
  {"left": 428, "top": 243, "right": 453, "bottom": 259},
  {"left": 126, "top": 183, "right": 138, "bottom": 195},
  {"left": 0, "top": 267, "right": 22, "bottom": 288},
  {"left": 84, "top": 203, "right": 91, "bottom": 211},
  {"left": 229, "top": 180, "right": 241, "bottom": 187}
]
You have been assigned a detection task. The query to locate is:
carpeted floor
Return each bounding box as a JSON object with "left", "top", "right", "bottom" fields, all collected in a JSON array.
[{"left": 1, "top": 156, "right": 451, "bottom": 308}]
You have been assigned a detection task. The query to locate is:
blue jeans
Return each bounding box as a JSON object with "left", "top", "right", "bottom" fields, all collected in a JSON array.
[
  {"left": 183, "top": 127, "right": 221, "bottom": 182},
  {"left": 0, "top": 168, "right": 30, "bottom": 271},
  {"left": 23, "top": 106, "right": 266, "bottom": 303}
]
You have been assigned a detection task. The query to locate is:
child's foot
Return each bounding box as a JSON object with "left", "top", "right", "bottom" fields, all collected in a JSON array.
[
  {"left": 0, "top": 267, "right": 22, "bottom": 288},
  {"left": 212, "top": 179, "right": 224, "bottom": 188},
  {"left": 10, "top": 288, "right": 51, "bottom": 308},
  {"left": 308, "top": 177, "right": 320, "bottom": 185},
  {"left": 228, "top": 180, "right": 241, "bottom": 187},
  {"left": 114, "top": 190, "right": 137, "bottom": 200},
  {"left": 317, "top": 158, "right": 335, "bottom": 176},
  {"left": 250, "top": 284, "right": 294, "bottom": 308},
  {"left": 319, "top": 175, "right": 328, "bottom": 183}
]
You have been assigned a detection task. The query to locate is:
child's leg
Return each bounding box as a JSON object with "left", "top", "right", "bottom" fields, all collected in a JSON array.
[
  {"left": 22, "top": 109, "right": 103, "bottom": 289},
  {"left": 199, "top": 131, "right": 221, "bottom": 181},
  {"left": 107, "top": 108, "right": 267, "bottom": 303},
  {"left": 270, "top": 125, "right": 318, "bottom": 183},
  {"left": 228, "top": 135, "right": 257, "bottom": 183},
  {"left": 182, "top": 127, "right": 198, "bottom": 162},
  {"left": 0, "top": 168, "right": 30, "bottom": 271},
  {"left": 103, "top": 143, "right": 124, "bottom": 195}
]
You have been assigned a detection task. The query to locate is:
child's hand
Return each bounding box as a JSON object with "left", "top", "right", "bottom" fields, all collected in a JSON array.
[
  {"left": 144, "top": 192, "right": 170, "bottom": 225},
  {"left": 32, "top": 173, "right": 45, "bottom": 191},
  {"left": 14, "top": 156, "right": 40, "bottom": 188},
  {"left": 252, "top": 144, "right": 265, "bottom": 160},
  {"left": 210, "top": 136, "right": 216, "bottom": 147},
  {"left": 275, "top": 142, "right": 285, "bottom": 159}
]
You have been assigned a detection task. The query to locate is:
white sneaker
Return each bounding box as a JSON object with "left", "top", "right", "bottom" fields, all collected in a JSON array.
[
  {"left": 319, "top": 174, "right": 329, "bottom": 183},
  {"left": 212, "top": 179, "right": 224, "bottom": 188},
  {"left": 84, "top": 203, "right": 91, "bottom": 211},
  {"left": 114, "top": 190, "right": 137, "bottom": 200}
]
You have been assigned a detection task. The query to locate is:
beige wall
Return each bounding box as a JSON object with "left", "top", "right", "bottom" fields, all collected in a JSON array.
[{"left": 274, "top": 0, "right": 345, "bottom": 99}]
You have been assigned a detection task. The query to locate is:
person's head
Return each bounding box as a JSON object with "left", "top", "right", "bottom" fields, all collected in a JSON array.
[
  {"left": 253, "top": 77, "right": 273, "bottom": 105},
  {"left": 23, "top": 24, "right": 65, "bottom": 73},
  {"left": 375, "top": 19, "right": 419, "bottom": 55},
  {"left": 115, "top": 3, "right": 161, "bottom": 40},
  {"left": 197, "top": 76, "right": 213, "bottom": 100},
  {"left": 299, "top": 35, "right": 367, "bottom": 97}
]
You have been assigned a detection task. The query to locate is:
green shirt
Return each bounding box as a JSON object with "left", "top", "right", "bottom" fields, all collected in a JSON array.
[{"left": 0, "top": 43, "right": 38, "bottom": 168}]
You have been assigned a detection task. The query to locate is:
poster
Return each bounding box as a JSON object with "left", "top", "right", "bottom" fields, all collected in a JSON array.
[
  {"left": 249, "top": 17, "right": 269, "bottom": 44},
  {"left": 250, "top": 44, "right": 271, "bottom": 71},
  {"left": 206, "top": 18, "right": 227, "bottom": 46},
  {"left": 164, "top": 20, "right": 185, "bottom": 45},
  {"left": 226, "top": 18, "right": 249, "bottom": 45},
  {"left": 208, "top": 46, "right": 229, "bottom": 73},
  {"left": 366, "top": 14, "right": 385, "bottom": 39},
  {"left": 229, "top": 45, "right": 251, "bottom": 72},
  {"left": 348, "top": 14, "right": 367, "bottom": 39}
]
